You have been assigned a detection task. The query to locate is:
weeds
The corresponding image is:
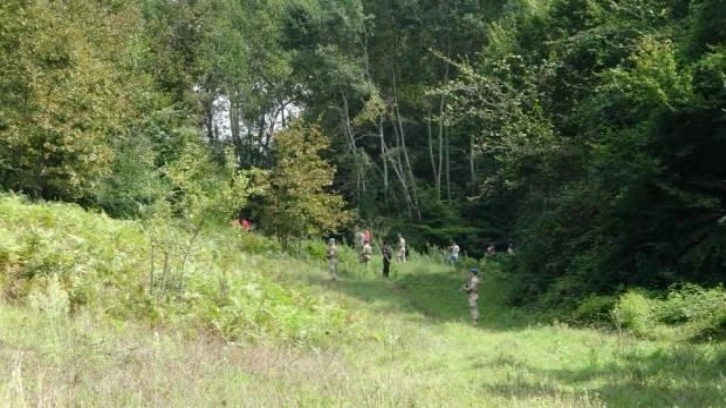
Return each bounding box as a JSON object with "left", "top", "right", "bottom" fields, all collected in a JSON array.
[{"left": 0, "top": 194, "right": 358, "bottom": 346}]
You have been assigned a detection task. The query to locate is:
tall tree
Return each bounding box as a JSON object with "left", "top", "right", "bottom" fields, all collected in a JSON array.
[
  {"left": 0, "top": 0, "right": 148, "bottom": 200},
  {"left": 259, "top": 122, "right": 351, "bottom": 242}
]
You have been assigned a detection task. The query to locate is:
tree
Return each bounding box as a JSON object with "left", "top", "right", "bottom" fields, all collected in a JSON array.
[
  {"left": 260, "top": 122, "right": 351, "bottom": 242},
  {"left": 0, "top": 0, "right": 147, "bottom": 201}
]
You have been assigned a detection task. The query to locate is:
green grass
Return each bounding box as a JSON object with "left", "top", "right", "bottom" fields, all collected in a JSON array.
[{"left": 1, "top": 195, "right": 725, "bottom": 407}]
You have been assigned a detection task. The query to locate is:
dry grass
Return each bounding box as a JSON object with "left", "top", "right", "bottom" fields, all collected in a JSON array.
[{"left": 0, "top": 303, "right": 614, "bottom": 408}]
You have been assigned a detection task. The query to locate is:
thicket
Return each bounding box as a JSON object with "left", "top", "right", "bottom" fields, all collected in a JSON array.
[{"left": 474, "top": 0, "right": 726, "bottom": 311}]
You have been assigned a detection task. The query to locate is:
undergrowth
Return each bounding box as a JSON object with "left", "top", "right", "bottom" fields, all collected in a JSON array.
[
  {"left": 0, "top": 194, "right": 360, "bottom": 346},
  {"left": 612, "top": 285, "right": 726, "bottom": 341}
]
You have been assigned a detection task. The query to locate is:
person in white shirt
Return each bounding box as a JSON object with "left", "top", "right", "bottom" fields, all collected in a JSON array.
[
  {"left": 396, "top": 233, "right": 407, "bottom": 263},
  {"left": 448, "top": 241, "right": 460, "bottom": 265},
  {"left": 361, "top": 240, "right": 373, "bottom": 265}
]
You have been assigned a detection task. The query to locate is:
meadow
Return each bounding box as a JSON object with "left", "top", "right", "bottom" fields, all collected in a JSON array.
[{"left": 1, "top": 195, "right": 724, "bottom": 407}]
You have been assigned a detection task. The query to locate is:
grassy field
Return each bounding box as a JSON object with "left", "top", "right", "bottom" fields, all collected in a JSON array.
[{"left": 1, "top": 196, "right": 725, "bottom": 407}]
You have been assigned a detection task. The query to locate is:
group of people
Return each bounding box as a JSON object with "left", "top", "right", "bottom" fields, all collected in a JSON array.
[
  {"left": 325, "top": 228, "right": 408, "bottom": 281},
  {"left": 231, "top": 215, "right": 492, "bottom": 325},
  {"left": 324, "top": 229, "right": 491, "bottom": 326},
  {"left": 487, "top": 241, "right": 515, "bottom": 256}
]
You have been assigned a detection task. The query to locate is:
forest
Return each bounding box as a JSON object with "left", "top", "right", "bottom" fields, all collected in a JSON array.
[{"left": 1, "top": 0, "right": 725, "bottom": 316}]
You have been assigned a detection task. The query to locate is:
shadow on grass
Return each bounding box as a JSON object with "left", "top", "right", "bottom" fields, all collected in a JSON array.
[
  {"left": 306, "top": 264, "right": 530, "bottom": 331},
  {"left": 479, "top": 344, "right": 726, "bottom": 407}
]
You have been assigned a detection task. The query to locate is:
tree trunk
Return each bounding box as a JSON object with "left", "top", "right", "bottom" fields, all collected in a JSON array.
[
  {"left": 445, "top": 125, "right": 451, "bottom": 202},
  {"left": 378, "top": 117, "right": 389, "bottom": 205},
  {"left": 204, "top": 95, "right": 216, "bottom": 143},
  {"left": 341, "top": 93, "right": 363, "bottom": 203},
  {"left": 392, "top": 73, "right": 421, "bottom": 219},
  {"left": 229, "top": 92, "right": 246, "bottom": 166},
  {"left": 469, "top": 133, "right": 477, "bottom": 194},
  {"left": 389, "top": 116, "right": 414, "bottom": 217},
  {"left": 427, "top": 106, "right": 438, "bottom": 195}
]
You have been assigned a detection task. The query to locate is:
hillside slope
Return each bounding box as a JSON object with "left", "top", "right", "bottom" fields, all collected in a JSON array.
[{"left": 1, "top": 196, "right": 724, "bottom": 407}]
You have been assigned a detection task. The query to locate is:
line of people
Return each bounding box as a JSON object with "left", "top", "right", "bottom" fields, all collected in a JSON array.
[
  {"left": 232, "top": 215, "right": 497, "bottom": 326},
  {"left": 325, "top": 231, "right": 484, "bottom": 326},
  {"left": 326, "top": 228, "right": 408, "bottom": 280}
]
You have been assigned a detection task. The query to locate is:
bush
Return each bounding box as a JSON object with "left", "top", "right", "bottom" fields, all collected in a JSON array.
[
  {"left": 612, "top": 285, "right": 726, "bottom": 341},
  {"left": 653, "top": 284, "right": 726, "bottom": 325},
  {"left": 232, "top": 228, "right": 283, "bottom": 255},
  {"left": 570, "top": 294, "right": 617, "bottom": 325},
  {"left": 612, "top": 291, "right": 653, "bottom": 336}
]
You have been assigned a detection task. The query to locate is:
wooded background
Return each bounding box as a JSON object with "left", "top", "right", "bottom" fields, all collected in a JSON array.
[{"left": 1, "top": 0, "right": 724, "bottom": 311}]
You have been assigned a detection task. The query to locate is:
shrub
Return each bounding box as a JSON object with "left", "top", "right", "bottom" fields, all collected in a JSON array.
[
  {"left": 570, "top": 294, "right": 617, "bottom": 325},
  {"left": 611, "top": 285, "right": 726, "bottom": 341},
  {"left": 27, "top": 275, "right": 70, "bottom": 319},
  {"left": 232, "top": 228, "right": 283, "bottom": 255},
  {"left": 653, "top": 284, "right": 726, "bottom": 325},
  {"left": 612, "top": 291, "right": 653, "bottom": 336}
]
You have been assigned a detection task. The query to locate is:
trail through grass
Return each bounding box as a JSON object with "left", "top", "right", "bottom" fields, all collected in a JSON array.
[
  {"left": 301, "top": 259, "right": 726, "bottom": 407},
  {"left": 1, "top": 197, "right": 725, "bottom": 407}
]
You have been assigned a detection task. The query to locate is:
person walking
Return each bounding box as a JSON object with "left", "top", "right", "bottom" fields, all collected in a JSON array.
[
  {"left": 361, "top": 240, "right": 373, "bottom": 265},
  {"left": 326, "top": 238, "right": 338, "bottom": 281},
  {"left": 381, "top": 241, "right": 393, "bottom": 278},
  {"left": 396, "top": 233, "right": 407, "bottom": 263},
  {"left": 461, "top": 267, "right": 480, "bottom": 325}
]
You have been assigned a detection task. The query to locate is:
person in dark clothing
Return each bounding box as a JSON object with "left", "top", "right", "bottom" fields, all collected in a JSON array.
[{"left": 381, "top": 241, "right": 393, "bottom": 278}]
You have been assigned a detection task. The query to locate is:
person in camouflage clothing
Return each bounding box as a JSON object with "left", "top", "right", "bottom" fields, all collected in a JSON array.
[
  {"left": 326, "top": 238, "right": 338, "bottom": 280},
  {"left": 462, "top": 267, "right": 480, "bottom": 325}
]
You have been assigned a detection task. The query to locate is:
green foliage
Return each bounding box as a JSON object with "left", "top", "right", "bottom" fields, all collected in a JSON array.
[
  {"left": 654, "top": 284, "right": 726, "bottom": 326},
  {"left": 1, "top": 197, "right": 726, "bottom": 406},
  {"left": 570, "top": 294, "right": 617, "bottom": 325},
  {"left": 612, "top": 291, "right": 654, "bottom": 336},
  {"left": 159, "top": 144, "right": 261, "bottom": 228},
  {"left": 0, "top": 195, "right": 358, "bottom": 345},
  {"left": 613, "top": 285, "right": 726, "bottom": 341},
  {"left": 0, "top": 0, "right": 722, "bottom": 331},
  {"left": 0, "top": 0, "right": 150, "bottom": 201},
  {"left": 259, "top": 122, "right": 351, "bottom": 241},
  {"left": 137, "top": 142, "right": 267, "bottom": 294},
  {"left": 93, "top": 133, "right": 165, "bottom": 218},
  {"left": 4, "top": 261, "right": 725, "bottom": 407},
  {"left": 447, "top": 0, "right": 726, "bottom": 313},
  {"left": 139, "top": 0, "right": 216, "bottom": 109}
]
